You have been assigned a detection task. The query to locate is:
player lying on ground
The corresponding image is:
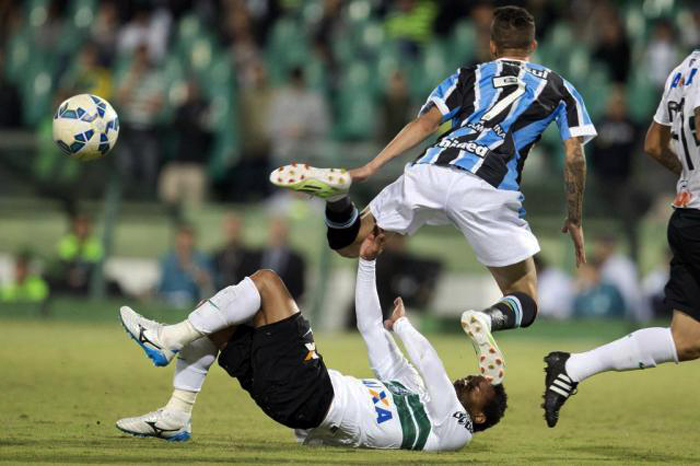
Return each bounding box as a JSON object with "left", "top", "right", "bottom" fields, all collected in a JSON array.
[
  {"left": 116, "top": 232, "right": 508, "bottom": 450},
  {"left": 270, "top": 6, "right": 596, "bottom": 340},
  {"left": 542, "top": 50, "right": 700, "bottom": 428}
]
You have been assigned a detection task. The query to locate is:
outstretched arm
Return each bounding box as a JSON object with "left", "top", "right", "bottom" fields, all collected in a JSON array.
[
  {"left": 386, "top": 306, "right": 458, "bottom": 422},
  {"left": 644, "top": 121, "right": 682, "bottom": 176},
  {"left": 350, "top": 105, "right": 443, "bottom": 182},
  {"left": 561, "top": 137, "right": 587, "bottom": 267},
  {"left": 355, "top": 233, "right": 413, "bottom": 381}
]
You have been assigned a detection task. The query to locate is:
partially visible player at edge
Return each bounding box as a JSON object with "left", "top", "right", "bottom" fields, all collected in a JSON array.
[
  {"left": 115, "top": 231, "right": 508, "bottom": 450},
  {"left": 271, "top": 6, "right": 596, "bottom": 344},
  {"left": 543, "top": 50, "right": 700, "bottom": 427}
]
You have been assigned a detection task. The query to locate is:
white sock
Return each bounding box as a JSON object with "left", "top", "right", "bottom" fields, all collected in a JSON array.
[
  {"left": 565, "top": 327, "right": 679, "bottom": 383},
  {"left": 172, "top": 336, "right": 218, "bottom": 393},
  {"left": 159, "top": 320, "right": 204, "bottom": 350},
  {"left": 164, "top": 389, "right": 198, "bottom": 416},
  {"left": 169, "top": 277, "right": 261, "bottom": 340}
]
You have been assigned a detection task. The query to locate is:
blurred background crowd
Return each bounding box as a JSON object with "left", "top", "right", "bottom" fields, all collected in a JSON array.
[{"left": 0, "top": 0, "right": 698, "bottom": 328}]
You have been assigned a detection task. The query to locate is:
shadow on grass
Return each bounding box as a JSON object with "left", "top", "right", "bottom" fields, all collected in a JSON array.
[
  {"left": 0, "top": 438, "right": 483, "bottom": 464},
  {"left": 568, "top": 445, "right": 694, "bottom": 463}
]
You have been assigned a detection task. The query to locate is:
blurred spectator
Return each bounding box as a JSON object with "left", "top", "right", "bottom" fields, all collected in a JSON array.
[
  {"left": 225, "top": 4, "right": 262, "bottom": 84},
  {"left": 227, "top": 60, "right": 274, "bottom": 201},
  {"left": 592, "top": 14, "right": 631, "bottom": 83},
  {"left": 159, "top": 223, "right": 214, "bottom": 308},
  {"left": 52, "top": 214, "right": 103, "bottom": 296},
  {"left": 114, "top": 44, "right": 165, "bottom": 198},
  {"left": 594, "top": 236, "right": 651, "bottom": 322},
  {"left": 572, "top": 259, "right": 626, "bottom": 319},
  {"left": 534, "top": 254, "right": 574, "bottom": 320},
  {"left": 90, "top": 1, "right": 120, "bottom": 66},
  {"left": 158, "top": 78, "right": 213, "bottom": 212},
  {"left": 0, "top": 50, "right": 23, "bottom": 128},
  {"left": 212, "top": 213, "right": 259, "bottom": 289},
  {"left": 469, "top": 1, "right": 494, "bottom": 64},
  {"left": 0, "top": 252, "right": 49, "bottom": 304},
  {"left": 117, "top": 6, "right": 172, "bottom": 63},
  {"left": 312, "top": 0, "right": 345, "bottom": 70},
  {"left": 32, "top": 0, "right": 64, "bottom": 52},
  {"left": 642, "top": 249, "right": 673, "bottom": 319},
  {"left": 679, "top": 7, "right": 700, "bottom": 49},
  {"left": 645, "top": 20, "right": 680, "bottom": 89},
  {"left": 240, "top": 0, "right": 281, "bottom": 46},
  {"left": 268, "top": 67, "right": 330, "bottom": 169},
  {"left": 380, "top": 71, "right": 412, "bottom": 144},
  {"left": 589, "top": 87, "right": 645, "bottom": 263},
  {"left": 385, "top": 0, "right": 438, "bottom": 57},
  {"left": 59, "top": 43, "right": 113, "bottom": 100},
  {"left": 258, "top": 218, "right": 305, "bottom": 301}
]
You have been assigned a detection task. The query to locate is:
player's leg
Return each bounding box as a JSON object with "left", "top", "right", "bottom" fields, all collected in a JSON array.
[
  {"left": 117, "top": 270, "right": 302, "bottom": 441},
  {"left": 670, "top": 309, "right": 700, "bottom": 361}
]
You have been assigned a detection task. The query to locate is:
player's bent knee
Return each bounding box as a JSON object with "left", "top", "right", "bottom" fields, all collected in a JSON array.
[{"left": 250, "top": 269, "right": 281, "bottom": 292}]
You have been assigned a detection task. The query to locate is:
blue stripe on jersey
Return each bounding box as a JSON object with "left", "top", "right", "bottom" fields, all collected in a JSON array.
[{"left": 498, "top": 107, "right": 560, "bottom": 191}]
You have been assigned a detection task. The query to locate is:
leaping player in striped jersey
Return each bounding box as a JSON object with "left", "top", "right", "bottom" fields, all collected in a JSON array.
[
  {"left": 114, "top": 231, "right": 508, "bottom": 450},
  {"left": 271, "top": 6, "right": 597, "bottom": 346},
  {"left": 542, "top": 50, "right": 700, "bottom": 428}
]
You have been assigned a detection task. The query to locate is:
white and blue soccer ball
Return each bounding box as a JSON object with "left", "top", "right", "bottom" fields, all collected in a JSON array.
[{"left": 52, "top": 94, "right": 119, "bottom": 161}]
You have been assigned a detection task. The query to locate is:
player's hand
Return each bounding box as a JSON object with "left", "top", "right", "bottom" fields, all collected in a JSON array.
[
  {"left": 562, "top": 218, "right": 586, "bottom": 267},
  {"left": 349, "top": 163, "right": 377, "bottom": 183},
  {"left": 359, "top": 227, "right": 386, "bottom": 261},
  {"left": 384, "top": 297, "right": 406, "bottom": 331}
]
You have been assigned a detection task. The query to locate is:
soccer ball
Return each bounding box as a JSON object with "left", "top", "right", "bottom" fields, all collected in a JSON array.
[{"left": 52, "top": 94, "right": 120, "bottom": 161}]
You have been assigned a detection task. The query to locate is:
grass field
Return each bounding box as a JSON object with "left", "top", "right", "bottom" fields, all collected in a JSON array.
[{"left": 1, "top": 318, "right": 699, "bottom": 465}]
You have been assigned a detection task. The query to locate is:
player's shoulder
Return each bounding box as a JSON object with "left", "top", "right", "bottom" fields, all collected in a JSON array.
[{"left": 664, "top": 51, "right": 700, "bottom": 92}]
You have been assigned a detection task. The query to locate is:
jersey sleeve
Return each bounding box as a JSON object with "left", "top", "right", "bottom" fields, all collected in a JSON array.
[
  {"left": 393, "top": 317, "right": 461, "bottom": 423},
  {"left": 555, "top": 79, "right": 597, "bottom": 144},
  {"left": 418, "top": 69, "right": 464, "bottom": 123},
  {"left": 653, "top": 69, "right": 679, "bottom": 126}
]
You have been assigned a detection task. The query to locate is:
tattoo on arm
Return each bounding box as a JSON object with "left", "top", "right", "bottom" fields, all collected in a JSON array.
[
  {"left": 655, "top": 144, "right": 683, "bottom": 176},
  {"left": 564, "top": 139, "right": 586, "bottom": 225}
]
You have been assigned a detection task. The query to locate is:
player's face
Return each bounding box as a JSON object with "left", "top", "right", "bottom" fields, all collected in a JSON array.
[{"left": 459, "top": 375, "right": 496, "bottom": 411}]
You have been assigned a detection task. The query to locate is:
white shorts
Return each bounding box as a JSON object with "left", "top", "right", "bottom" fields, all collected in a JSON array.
[{"left": 369, "top": 164, "right": 540, "bottom": 267}]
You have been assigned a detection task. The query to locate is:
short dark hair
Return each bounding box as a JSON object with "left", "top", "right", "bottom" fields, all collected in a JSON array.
[
  {"left": 491, "top": 6, "right": 535, "bottom": 52},
  {"left": 473, "top": 383, "right": 508, "bottom": 432}
]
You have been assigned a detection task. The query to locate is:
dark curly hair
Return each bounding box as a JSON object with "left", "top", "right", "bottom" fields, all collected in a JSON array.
[
  {"left": 472, "top": 383, "right": 508, "bottom": 432},
  {"left": 491, "top": 6, "right": 536, "bottom": 53}
]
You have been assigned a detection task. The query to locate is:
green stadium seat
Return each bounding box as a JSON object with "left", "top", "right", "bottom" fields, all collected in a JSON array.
[{"left": 67, "top": 0, "right": 97, "bottom": 30}]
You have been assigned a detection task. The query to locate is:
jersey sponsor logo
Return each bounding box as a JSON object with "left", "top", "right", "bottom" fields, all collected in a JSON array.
[
  {"left": 436, "top": 138, "right": 489, "bottom": 157},
  {"left": 362, "top": 380, "right": 394, "bottom": 424},
  {"left": 526, "top": 67, "right": 549, "bottom": 79},
  {"left": 453, "top": 411, "right": 474, "bottom": 433},
  {"left": 466, "top": 122, "right": 506, "bottom": 139},
  {"left": 303, "top": 342, "right": 319, "bottom": 361}
]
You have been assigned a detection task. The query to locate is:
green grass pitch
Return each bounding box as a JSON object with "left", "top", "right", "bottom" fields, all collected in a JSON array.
[{"left": 1, "top": 318, "right": 699, "bottom": 464}]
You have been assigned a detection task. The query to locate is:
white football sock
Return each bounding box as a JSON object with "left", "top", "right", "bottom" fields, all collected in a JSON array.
[
  {"left": 162, "top": 278, "right": 261, "bottom": 345},
  {"left": 172, "top": 336, "right": 218, "bottom": 394},
  {"left": 159, "top": 320, "right": 203, "bottom": 350},
  {"left": 164, "top": 389, "right": 198, "bottom": 416},
  {"left": 565, "top": 327, "right": 679, "bottom": 383}
]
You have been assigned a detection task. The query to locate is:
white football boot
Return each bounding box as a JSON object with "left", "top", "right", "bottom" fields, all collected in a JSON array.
[
  {"left": 119, "top": 306, "right": 178, "bottom": 367},
  {"left": 461, "top": 310, "right": 505, "bottom": 385},
  {"left": 116, "top": 408, "right": 191, "bottom": 442},
  {"left": 269, "top": 164, "right": 352, "bottom": 199}
]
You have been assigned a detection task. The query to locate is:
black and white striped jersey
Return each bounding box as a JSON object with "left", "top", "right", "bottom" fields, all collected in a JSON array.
[{"left": 653, "top": 50, "right": 700, "bottom": 210}]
